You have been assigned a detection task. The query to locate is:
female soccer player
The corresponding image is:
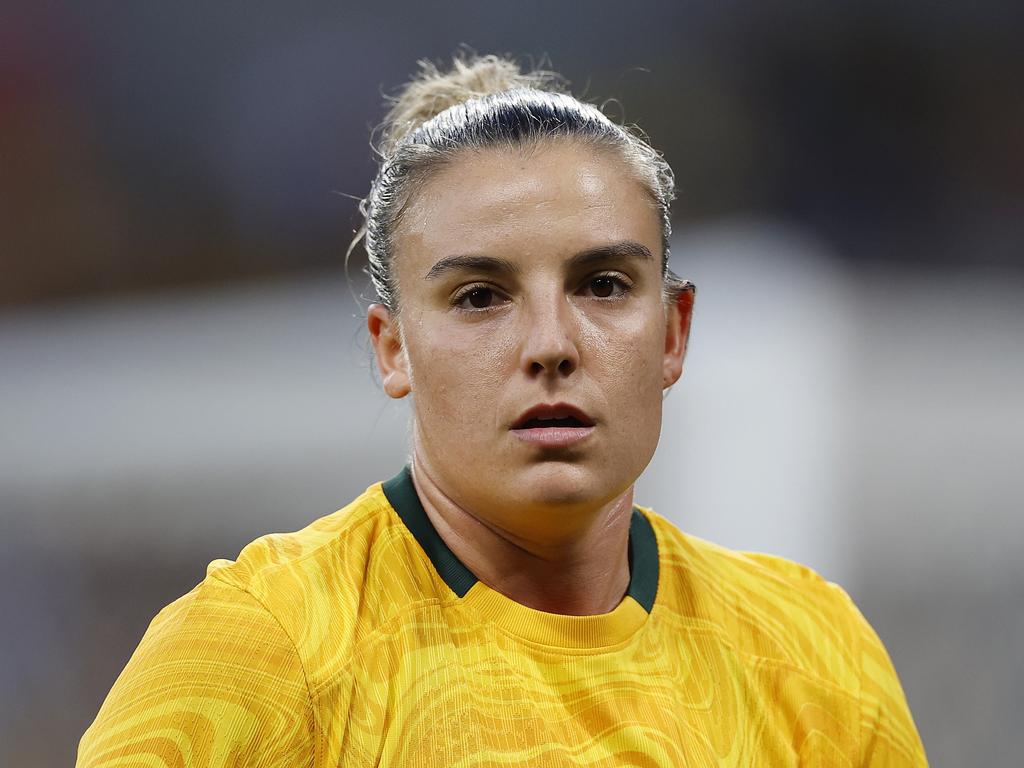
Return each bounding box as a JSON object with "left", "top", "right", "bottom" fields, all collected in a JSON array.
[{"left": 77, "top": 53, "right": 927, "bottom": 766}]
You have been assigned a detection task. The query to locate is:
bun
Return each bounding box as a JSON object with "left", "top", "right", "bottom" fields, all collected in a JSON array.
[{"left": 380, "top": 52, "right": 568, "bottom": 153}]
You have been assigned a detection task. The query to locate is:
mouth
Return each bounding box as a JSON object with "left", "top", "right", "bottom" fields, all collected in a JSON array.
[
  {"left": 510, "top": 403, "right": 595, "bottom": 448},
  {"left": 512, "top": 403, "right": 595, "bottom": 430}
]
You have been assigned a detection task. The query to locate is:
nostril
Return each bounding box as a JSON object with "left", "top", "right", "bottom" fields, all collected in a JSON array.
[{"left": 527, "top": 357, "right": 577, "bottom": 376}]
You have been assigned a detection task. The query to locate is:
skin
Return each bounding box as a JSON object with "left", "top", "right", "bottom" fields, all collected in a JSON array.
[{"left": 368, "top": 139, "right": 693, "bottom": 616}]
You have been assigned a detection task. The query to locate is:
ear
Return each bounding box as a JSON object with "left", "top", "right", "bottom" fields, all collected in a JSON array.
[
  {"left": 367, "top": 303, "right": 411, "bottom": 398},
  {"left": 662, "top": 282, "right": 695, "bottom": 389}
]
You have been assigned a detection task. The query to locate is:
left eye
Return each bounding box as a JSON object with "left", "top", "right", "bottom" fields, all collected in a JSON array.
[{"left": 584, "top": 276, "right": 627, "bottom": 298}]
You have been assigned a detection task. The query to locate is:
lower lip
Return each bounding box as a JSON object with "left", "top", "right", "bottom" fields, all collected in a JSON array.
[{"left": 511, "top": 426, "right": 595, "bottom": 448}]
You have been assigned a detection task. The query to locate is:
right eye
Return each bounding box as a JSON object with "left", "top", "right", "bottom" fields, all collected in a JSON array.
[{"left": 453, "top": 286, "right": 507, "bottom": 310}]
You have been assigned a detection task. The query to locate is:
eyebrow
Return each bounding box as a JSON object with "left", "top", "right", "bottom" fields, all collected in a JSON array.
[
  {"left": 424, "top": 240, "right": 654, "bottom": 280},
  {"left": 424, "top": 254, "right": 521, "bottom": 280},
  {"left": 568, "top": 241, "right": 654, "bottom": 268}
]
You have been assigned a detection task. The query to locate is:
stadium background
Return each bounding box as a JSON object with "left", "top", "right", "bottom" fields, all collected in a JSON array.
[{"left": 1, "top": 2, "right": 1021, "bottom": 765}]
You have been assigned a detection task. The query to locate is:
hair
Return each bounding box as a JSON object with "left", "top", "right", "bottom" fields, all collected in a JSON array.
[{"left": 350, "top": 52, "right": 690, "bottom": 313}]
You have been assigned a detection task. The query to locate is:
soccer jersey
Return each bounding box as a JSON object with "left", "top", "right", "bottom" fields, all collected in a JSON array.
[{"left": 77, "top": 466, "right": 927, "bottom": 767}]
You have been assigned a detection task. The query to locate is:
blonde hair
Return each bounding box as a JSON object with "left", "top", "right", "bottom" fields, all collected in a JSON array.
[
  {"left": 379, "top": 54, "right": 568, "bottom": 154},
  {"left": 351, "top": 51, "right": 685, "bottom": 312}
]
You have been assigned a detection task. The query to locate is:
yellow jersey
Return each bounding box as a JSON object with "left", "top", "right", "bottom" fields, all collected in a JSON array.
[{"left": 77, "top": 466, "right": 927, "bottom": 766}]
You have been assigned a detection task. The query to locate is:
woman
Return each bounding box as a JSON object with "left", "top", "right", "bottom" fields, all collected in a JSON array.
[{"left": 78, "top": 53, "right": 927, "bottom": 767}]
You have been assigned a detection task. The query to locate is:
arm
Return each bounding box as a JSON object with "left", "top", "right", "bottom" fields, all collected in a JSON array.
[
  {"left": 835, "top": 587, "right": 929, "bottom": 767},
  {"left": 76, "top": 576, "right": 317, "bottom": 768}
]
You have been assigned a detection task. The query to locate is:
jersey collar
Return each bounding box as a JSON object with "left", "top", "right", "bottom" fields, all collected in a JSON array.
[{"left": 381, "top": 465, "right": 659, "bottom": 616}]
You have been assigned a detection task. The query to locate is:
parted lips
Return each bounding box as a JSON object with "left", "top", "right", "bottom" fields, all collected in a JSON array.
[{"left": 512, "top": 403, "right": 594, "bottom": 430}]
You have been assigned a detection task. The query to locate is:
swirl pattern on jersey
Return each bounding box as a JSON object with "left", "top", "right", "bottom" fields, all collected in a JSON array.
[{"left": 78, "top": 468, "right": 927, "bottom": 767}]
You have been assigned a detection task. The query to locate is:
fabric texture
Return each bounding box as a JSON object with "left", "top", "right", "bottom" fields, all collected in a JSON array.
[{"left": 77, "top": 468, "right": 928, "bottom": 767}]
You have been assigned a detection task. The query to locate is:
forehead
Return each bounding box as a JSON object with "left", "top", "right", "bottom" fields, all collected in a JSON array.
[{"left": 394, "top": 141, "right": 662, "bottom": 269}]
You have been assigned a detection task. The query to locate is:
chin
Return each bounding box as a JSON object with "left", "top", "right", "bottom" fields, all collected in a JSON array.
[{"left": 512, "top": 460, "right": 621, "bottom": 510}]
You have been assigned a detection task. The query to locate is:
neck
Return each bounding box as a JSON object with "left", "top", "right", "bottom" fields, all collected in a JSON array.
[{"left": 408, "top": 454, "right": 634, "bottom": 616}]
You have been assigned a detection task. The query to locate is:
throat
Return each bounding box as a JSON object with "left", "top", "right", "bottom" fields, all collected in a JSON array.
[
  {"left": 488, "top": 557, "right": 632, "bottom": 616},
  {"left": 408, "top": 460, "right": 634, "bottom": 616}
]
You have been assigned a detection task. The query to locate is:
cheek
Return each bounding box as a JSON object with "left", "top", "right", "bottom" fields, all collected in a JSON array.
[
  {"left": 583, "top": 310, "right": 666, "bottom": 436},
  {"left": 583, "top": 307, "right": 666, "bottom": 387},
  {"left": 406, "top": 319, "right": 515, "bottom": 422}
]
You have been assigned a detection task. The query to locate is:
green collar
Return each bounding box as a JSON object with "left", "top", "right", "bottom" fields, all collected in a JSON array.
[{"left": 381, "top": 465, "right": 659, "bottom": 613}]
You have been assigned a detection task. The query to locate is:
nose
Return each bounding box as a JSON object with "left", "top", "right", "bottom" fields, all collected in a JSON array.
[{"left": 519, "top": 292, "right": 580, "bottom": 378}]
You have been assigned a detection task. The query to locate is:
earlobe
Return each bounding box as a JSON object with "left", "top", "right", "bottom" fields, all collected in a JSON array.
[
  {"left": 662, "top": 284, "right": 695, "bottom": 388},
  {"left": 381, "top": 370, "right": 410, "bottom": 399},
  {"left": 367, "top": 303, "right": 411, "bottom": 399}
]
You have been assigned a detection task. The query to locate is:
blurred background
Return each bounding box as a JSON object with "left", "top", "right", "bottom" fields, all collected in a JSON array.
[{"left": 2, "top": 1, "right": 1022, "bottom": 765}]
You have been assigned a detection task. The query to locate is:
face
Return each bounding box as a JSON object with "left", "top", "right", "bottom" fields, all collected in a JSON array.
[{"left": 368, "top": 140, "right": 692, "bottom": 531}]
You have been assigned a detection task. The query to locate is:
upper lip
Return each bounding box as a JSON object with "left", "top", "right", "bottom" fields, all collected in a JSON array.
[{"left": 511, "top": 403, "right": 595, "bottom": 429}]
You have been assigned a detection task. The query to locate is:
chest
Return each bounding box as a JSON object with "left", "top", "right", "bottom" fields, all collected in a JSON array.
[{"left": 329, "top": 625, "right": 860, "bottom": 767}]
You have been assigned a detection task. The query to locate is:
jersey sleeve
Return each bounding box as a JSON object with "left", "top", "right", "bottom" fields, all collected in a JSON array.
[
  {"left": 76, "top": 575, "right": 317, "bottom": 768},
  {"left": 833, "top": 586, "right": 929, "bottom": 767}
]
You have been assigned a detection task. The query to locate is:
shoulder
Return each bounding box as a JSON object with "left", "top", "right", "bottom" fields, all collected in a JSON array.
[
  {"left": 640, "top": 506, "right": 928, "bottom": 763},
  {"left": 640, "top": 505, "right": 842, "bottom": 601},
  {"left": 78, "top": 567, "right": 316, "bottom": 766},
  {"left": 80, "top": 479, "right": 425, "bottom": 766},
  {"left": 200, "top": 478, "right": 432, "bottom": 690},
  {"left": 640, "top": 507, "right": 868, "bottom": 681},
  {"left": 206, "top": 479, "right": 394, "bottom": 597}
]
